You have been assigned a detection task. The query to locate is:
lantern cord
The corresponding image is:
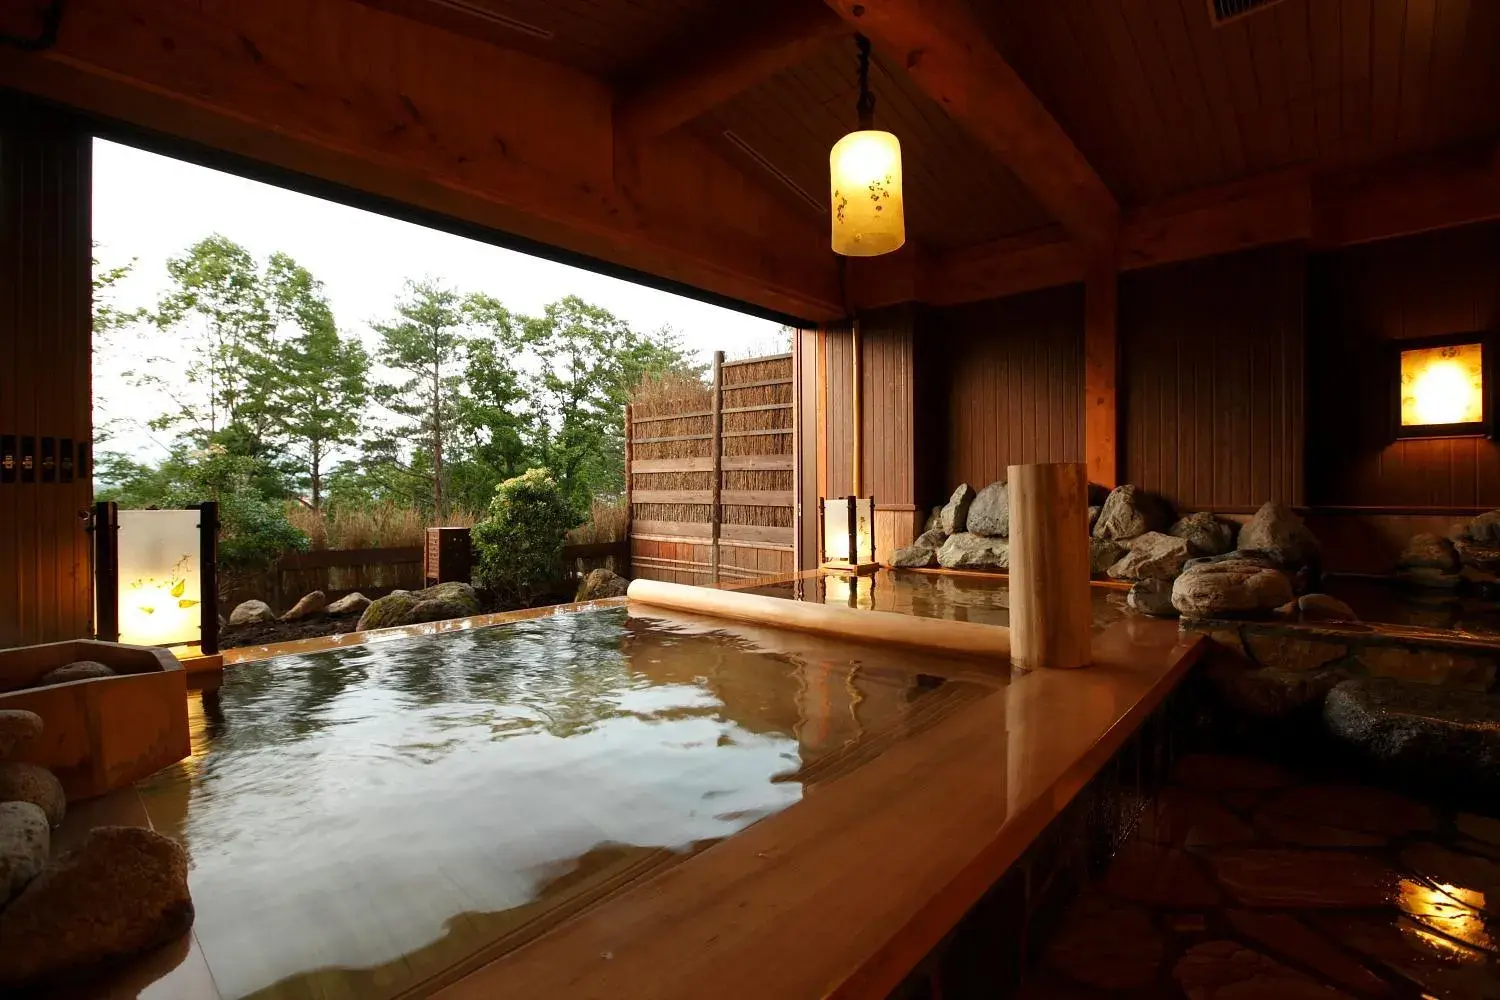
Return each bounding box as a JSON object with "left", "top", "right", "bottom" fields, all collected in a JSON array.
[{"left": 855, "top": 34, "right": 875, "bottom": 130}]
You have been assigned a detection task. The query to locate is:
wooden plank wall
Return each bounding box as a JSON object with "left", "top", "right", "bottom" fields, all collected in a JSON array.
[
  {"left": 925, "top": 284, "right": 1085, "bottom": 493},
  {"left": 1119, "top": 244, "right": 1306, "bottom": 511},
  {"left": 1307, "top": 221, "right": 1500, "bottom": 509},
  {"left": 0, "top": 100, "right": 93, "bottom": 649},
  {"left": 628, "top": 353, "right": 794, "bottom": 585}
]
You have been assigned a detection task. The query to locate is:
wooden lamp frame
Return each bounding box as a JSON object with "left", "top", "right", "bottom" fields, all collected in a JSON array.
[
  {"left": 1390, "top": 331, "right": 1494, "bottom": 441},
  {"left": 818, "top": 495, "right": 879, "bottom": 575}
]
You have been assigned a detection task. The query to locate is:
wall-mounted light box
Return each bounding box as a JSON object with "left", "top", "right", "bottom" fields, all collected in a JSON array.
[
  {"left": 1393, "top": 334, "right": 1493, "bottom": 440},
  {"left": 819, "top": 495, "right": 877, "bottom": 574},
  {"left": 93, "top": 501, "right": 220, "bottom": 654}
]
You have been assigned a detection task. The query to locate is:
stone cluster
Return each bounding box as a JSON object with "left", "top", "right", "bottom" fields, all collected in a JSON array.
[
  {"left": 1396, "top": 508, "right": 1500, "bottom": 589},
  {"left": 0, "top": 708, "right": 194, "bottom": 990},
  {"left": 228, "top": 589, "right": 374, "bottom": 628}
]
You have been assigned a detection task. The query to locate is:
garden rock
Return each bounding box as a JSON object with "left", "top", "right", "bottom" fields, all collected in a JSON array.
[
  {"left": 576, "top": 568, "right": 629, "bottom": 601},
  {"left": 937, "top": 532, "right": 1008, "bottom": 571},
  {"left": 923, "top": 505, "right": 944, "bottom": 534},
  {"left": 280, "top": 590, "right": 328, "bottom": 621},
  {"left": 0, "top": 762, "right": 65, "bottom": 826},
  {"left": 1297, "top": 594, "right": 1358, "bottom": 621},
  {"left": 1324, "top": 677, "right": 1500, "bottom": 795},
  {"left": 1169, "top": 512, "right": 1237, "bottom": 556},
  {"left": 1468, "top": 509, "right": 1500, "bottom": 544},
  {"left": 0, "top": 801, "right": 47, "bottom": 906},
  {"left": 966, "top": 481, "right": 1010, "bottom": 537},
  {"left": 939, "top": 484, "right": 976, "bottom": 535},
  {"left": 1092, "top": 484, "right": 1169, "bottom": 541},
  {"left": 1397, "top": 533, "right": 1460, "bottom": 572},
  {"left": 1172, "top": 559, "right": 1294, "bottom": 619},
  {"left": 1108, "top": 531, "right": 1192, "bottom": 580},
  {"left": 1399, "top": 566, "right": 1462, "bottom": 589},
  {"left": 1090, "top": 538, "right": 1128, "bottom": 575},
  {"left": 1127, "top": 578, "right": 1177, "bottom": 617},
  {"left": 0, "top": 825, "right": 193, "bottom": 991},
  {"left": 1184, "top": 549, "right": 1279, "bottom": 572},
  {"left": 325, "top": 592, "right": 371, "bottom": 615},
  {"left": 1456, "top": 538, "right": 1500, "bottom": 573},
  {"left": 409, "top": 582, "right": 481, "bottom": 624},
  {"left": 1088, "top": 505, "right": 1102, "bottom": 532},
  {"left": 228, "top": 600, "right": 275, "bottom": 626},
  {"left": 356, "top": 591, "right": 420, "bottom": 631},
  {"left": 890, "top": 543, "right": 937, "bottom": 568},
  {"left": 1236, "top": 502, "right": 1319, "bottom": 568},
  {"left": 38, "top": 660, "right": 115, "bottom": 685},
  {"left": 0, "top": 710, "right": 43, "bottom": 759}
]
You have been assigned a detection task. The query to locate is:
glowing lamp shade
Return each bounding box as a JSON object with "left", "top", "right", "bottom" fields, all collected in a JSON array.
[
  {"left": 820, "top": 496, "right": 877, "bottom": 573},
  {"left": 95, "top": 502, "right": 219, "bottom": 654},
  {"left": 830, "top": 130, "right": 905, "bottom": 257},
  {"left": 1396, "top": 339, "right": 1489, "bottom": 439}
]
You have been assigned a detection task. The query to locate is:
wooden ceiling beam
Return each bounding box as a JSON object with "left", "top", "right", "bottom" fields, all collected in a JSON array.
[
  {"left": 822, "top": 0, "right": 1118, "bottom": 253},
  {"left": 1311, "top": 143, "right": 1500, "bottom": 248},
  {"left": 0, "top": 0, "right": 843, "bottom": 321},
  {"left": 616, "top": 0, "right": 852, "bottom": 142}
]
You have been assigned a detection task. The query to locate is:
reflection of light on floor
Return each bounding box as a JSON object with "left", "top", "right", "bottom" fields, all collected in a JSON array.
[{"left": 1398, "top": 880, "right": 1495, "bottom": 954}]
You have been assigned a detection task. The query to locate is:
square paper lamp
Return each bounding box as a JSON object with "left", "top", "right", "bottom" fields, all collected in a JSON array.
[
  {"left": 94, "top": 502, "right": 220, "bottom": 654},
  {"left": 820, "top": 496, "right": 877, "bottom": 574},
  {"left": 1395, "top": 336, "right": 1491, "bottom": 439}
]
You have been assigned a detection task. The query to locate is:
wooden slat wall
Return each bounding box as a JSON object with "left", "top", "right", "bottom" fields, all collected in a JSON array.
[
  {"left": 859, "top": 304, "right": 916, "bottom": 506},
  {"left": 823, "top": 320, "right": 854, "bottom": 498},
  {"left": 0, "top": 101, "right": 93, "bottom": 648},
  {"left": 927, "top": 284, "right": 1085, "bottom": 493},
  {"left": 797, "top": 326, "right": 820, "bottom": 568},
  {"left": 1307, "top": 220, "right": 1500, "bottom": 508},
  {"left": 1120, "top": 245, "right": 1305, "bottom": 510}
]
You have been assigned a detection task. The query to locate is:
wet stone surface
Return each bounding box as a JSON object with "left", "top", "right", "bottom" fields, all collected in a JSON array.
[{"left": 1025, "top": 752, "right": 1500, "bottom": 999}]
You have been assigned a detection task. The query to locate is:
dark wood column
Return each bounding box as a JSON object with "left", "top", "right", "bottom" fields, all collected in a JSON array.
[{"left": 0, "top": 97, "right": 94, "bottom": 647}]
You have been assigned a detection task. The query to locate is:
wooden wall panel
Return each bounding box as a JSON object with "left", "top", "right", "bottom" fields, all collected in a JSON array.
[
  {"left": 823, "top": 321, "right": 854, "bottom": 499},
  {"left": 859, "top": 304, "right": 916, "bottom": 508},
  {"left": 797, "top": 326, "right": 820, "bottom": 569},
  {"left": 0, "top": 100, "right": 94, "bottom": 648},
  {"left": 1120, "top": 245, "right": 1305, "bottom": 510},
  {"left": 927, "top": 285, "right": 1086, "bottom": 495},
  {"left": 1307, "top": 221, "right": 1500, "bottom": 508}
]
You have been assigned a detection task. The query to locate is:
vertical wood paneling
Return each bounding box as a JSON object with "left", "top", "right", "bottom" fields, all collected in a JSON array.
[
  {"left": 926, "top": 285, "right": 1086, "bottom": 494},
  {"left": 0, "top": 99, "right": 94, "bottom": 648},
  {"left": 1120, "top": 245, "right": 1306, "bottom": 510},
  {"left": 823, "top": 320, "right": 853, "bottom": 498},
  {"left": 859, "top": 305, "right": 916, "bottom": 506},
  {"left": 797, "top": 326, "right": 820, "bottom": 568},
  {"left": 1307, "top": 220, "right": 1500, "bottom": 508}
]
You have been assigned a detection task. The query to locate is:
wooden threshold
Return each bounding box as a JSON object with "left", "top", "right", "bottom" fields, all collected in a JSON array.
[{"left": 435, "top": 618, "right": 1204, "bottom": 1000}]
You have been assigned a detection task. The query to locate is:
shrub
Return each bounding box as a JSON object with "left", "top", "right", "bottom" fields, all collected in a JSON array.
[{"left": 472, "top": 469, "right": 580, "bottom": 606}]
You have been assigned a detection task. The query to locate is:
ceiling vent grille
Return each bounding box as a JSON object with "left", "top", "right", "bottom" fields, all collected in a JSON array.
[
  {"left": 1208, "top": 0, "right": 1289, "bottom": 26},
  {"left": 426, "top": 0, "right": 554, "bottom": 39},
  {"left": 721, "top": 130, "right": 825, "bottom": 213}
]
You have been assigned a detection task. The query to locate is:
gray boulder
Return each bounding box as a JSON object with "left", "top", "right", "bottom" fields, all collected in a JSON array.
[
  {"left": 38, "top": 660, "right": 114, "bottom": 686},
  {"left": 356, "top": 591, "right": 420, "bottom": 631},
  {"left": 356, "top": 582, "right": 481, "bottom": 632},
  {"left": 1088, "top": 505, "right": 1103, "bottom": 533},
  {"left": 923, "top": 505, "right": 944, "bottom": 535},
  {"left": 1169, "top": 512, "right": 1237, "bottom": 556},
  {"left": 1090, "top": 538, "right": 1128, "bottom": 576},
  {"left": 890, "top": 544, "right": 937, "bottom": 568},
  {"left": 1126, "top": 578, "right": 1177, "bottom": 617},
  {"left": 1171, "top": 559, "right": 1294, "bottom": 619},
  {"left": 0, "top": 711, "right": 42, "bottom": 759},
  {"left": 1456, "top": 538, "right": 1500, "bottom": 574},
  {"left": 325, "top": 592, "right": 372, "bottom": 615},
  {"left": 576, "top": 568, "right": 629, "bottom": 601},
  {"left": 937, "top": 533, "right": 1009, "bottom": 571},
  {"left": 1108, "top": 531, "right": 1192, "bottom": 581},
  {"left": 228, "top": 600, "right": 275, "bottom": 626},
  {"left": 0, "top": 826, "right": 194, "bottom": 991},
  {"left": 1183, "top": 549, "right": 1279, "bottom": 572},
  {"left": 280, "top": 590, "right": 328, "bottom": 621},
  {"left": 1236, "top": 502, "right": 1319, "bottom": 568},
  {"left": 966, "top": 481, "right": 1010, "bottom": 538},
  {"left": 1325, "top": 678, "right": 1500, "bottom": 795},
  {"left": 1296, "top": 593, "right": 1358, "bottom": 621},
  {"left": 1092, "top": 485, "right": 1170, "bottom": 542},
  {"left": 939, "top": 484, "right": 977, "bottom": 535},
  {"left": 1397, "top": 533, "right": 1460, "bottom": 572},
  {"left": 0, "top": 801, "right": 47, "bottom": 906},
  {"left": 0, "top": 763, "right": 65, "bottom": 826},
  {"left": 1469, "top": 509, "right": 1500, "bottom": 544}
]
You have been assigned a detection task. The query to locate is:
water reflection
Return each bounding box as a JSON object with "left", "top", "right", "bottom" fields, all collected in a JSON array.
[{"left": 136, "top": 607, "right": 966, "bottom": 1000}]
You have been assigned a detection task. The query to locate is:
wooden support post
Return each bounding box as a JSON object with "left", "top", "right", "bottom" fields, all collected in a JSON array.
[
  {"left": 623, "top": 403, "right": 634, "bottom": 577},
  {"left": 817, "top": 326, "right": 829, "bottom": 501},
  {"left": 1007, "top": 462, "right": 1091, "bottom": 670},
  {"left": 1084, "top": 259, "right": 1119, "bottom": 488},
  {"left": 851, "top": 315, "right": 863, "bottom": 495},
  {"left": 710, "top": 351, "right": 724, "bottom": 585}
]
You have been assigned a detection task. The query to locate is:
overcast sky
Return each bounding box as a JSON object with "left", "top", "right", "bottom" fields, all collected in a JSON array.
[{"left": 91, "top": 138, "right": 784, "bottom": 461}]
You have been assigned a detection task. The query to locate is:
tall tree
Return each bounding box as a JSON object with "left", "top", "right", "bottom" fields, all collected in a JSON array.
[
  {"left": 149, "top": 235, "right": 274, "bottom": 443},
  {"left": 263, "top": 253, "right": 370, "bottom": 509},
  {"left": 522, "top": 296, "right": 701, "bottom": 506},
  {"left": 369, "top": 279, "right": 469, "bottom": 519},
  {"left": 452, "top": 293, "right": 538, "bottom": 512}
]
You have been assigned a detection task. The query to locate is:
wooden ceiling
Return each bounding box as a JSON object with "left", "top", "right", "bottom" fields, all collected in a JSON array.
[{"left": 355, "top": 0, "right": 1500, "bottom": 245}]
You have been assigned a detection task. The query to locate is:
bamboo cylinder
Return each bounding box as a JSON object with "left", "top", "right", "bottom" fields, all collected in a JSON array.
[
  {"left": 626, "top": 578, "right": 1010, "bottom": 662},
  {"left": 1007, "top": 462, "right": 1092, "bottom": 670}
]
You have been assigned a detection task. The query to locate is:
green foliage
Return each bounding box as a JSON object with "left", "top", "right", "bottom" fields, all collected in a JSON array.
[
  {"left": 471, "top": 469, "right": 581, "bottom": 606},
  {"left": 95, "top": 440, "right": 307, "bottom": 571},
  {"left": 91, "top": 248, "right": 147, "bottom": 346}
]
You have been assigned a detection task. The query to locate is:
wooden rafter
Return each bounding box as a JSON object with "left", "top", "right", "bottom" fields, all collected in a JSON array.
[
  {"left": 822, "top": 0, "right": 1119, "bottom": 253},
  {"left": 616, "top": 0, "right": 851, "bottom": 141}
]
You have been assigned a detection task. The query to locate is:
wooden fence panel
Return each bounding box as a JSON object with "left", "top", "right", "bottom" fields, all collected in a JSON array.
[{"left": 628, "top": 352, "right": 796, "bottom": 586}]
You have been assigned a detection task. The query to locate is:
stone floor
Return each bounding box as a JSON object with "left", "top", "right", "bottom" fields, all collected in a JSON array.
[{"left": 1020, "top": 753, "right": 1500, "bottom": 1000}]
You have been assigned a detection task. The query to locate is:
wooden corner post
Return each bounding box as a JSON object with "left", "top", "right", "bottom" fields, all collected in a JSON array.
[
  {"left": 1084, "top": 257, "right": 1119, "bottom": 488},
  {"left": 710, "top": 350, "right": 724, "bottom": 585},
  {"left": 1008, "top": 462, "right": 1091, "bottom": 670}
]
